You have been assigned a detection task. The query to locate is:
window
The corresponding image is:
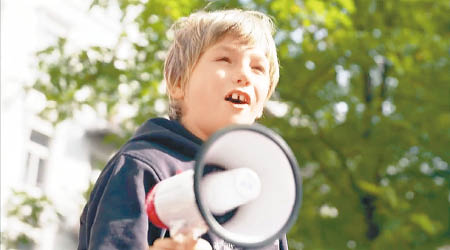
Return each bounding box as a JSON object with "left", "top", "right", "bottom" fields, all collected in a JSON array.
[{"left": 24, "top": 128, "right": 51, "bottom": 187}]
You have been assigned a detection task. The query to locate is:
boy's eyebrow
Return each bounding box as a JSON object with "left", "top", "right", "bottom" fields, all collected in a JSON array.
[
  {"left": 213, "top": 44, "right": 268, "bottom": 61},
  {"left": 213, "top": 45, "right": 240, "bottom": 53}
]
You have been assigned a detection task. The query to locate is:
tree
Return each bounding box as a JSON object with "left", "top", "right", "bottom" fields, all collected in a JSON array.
[
  {"left": 1, "top": 188, "right": 61, "bottom": 249},
  {"left": 33, "top": 0, "right": 450, "bottom": 249}
]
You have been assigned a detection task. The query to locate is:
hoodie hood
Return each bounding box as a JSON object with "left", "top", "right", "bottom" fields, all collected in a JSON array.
[{"left": 129, "top": 118, "right": 203, "bottom": 159}]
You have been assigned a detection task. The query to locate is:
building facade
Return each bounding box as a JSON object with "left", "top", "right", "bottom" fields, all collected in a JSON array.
[{"left": 1, "top": 0, "right": 120, "bottom": 249}]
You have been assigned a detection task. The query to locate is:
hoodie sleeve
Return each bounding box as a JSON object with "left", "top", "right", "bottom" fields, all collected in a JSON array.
[{"left": 84, "top": 154, "right": 163, "bottom": 250}]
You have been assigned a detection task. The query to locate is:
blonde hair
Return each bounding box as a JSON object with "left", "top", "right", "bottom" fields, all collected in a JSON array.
[{"left": 164, "top": 9, "right": 279, "bottom": 120}]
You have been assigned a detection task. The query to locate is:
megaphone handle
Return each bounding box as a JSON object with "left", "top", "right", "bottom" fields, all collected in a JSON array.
[
  {"left": 167, "top": 221, "right": 208, "bottom": 243},
  {"left": 160, "top": 229, "right": 167, "bottom": 238}
]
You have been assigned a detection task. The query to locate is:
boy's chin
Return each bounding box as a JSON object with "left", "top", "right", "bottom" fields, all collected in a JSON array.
[
  {"left": 223, "top": 116, "right": 256, "bottom": 127},
  {"left": 202, "top": 116, "right": 258, "bottom": 135}
]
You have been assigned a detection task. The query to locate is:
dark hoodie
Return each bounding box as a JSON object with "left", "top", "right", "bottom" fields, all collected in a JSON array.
[{"left": 78, "top": 118, "right": 288, "bottom": 250}]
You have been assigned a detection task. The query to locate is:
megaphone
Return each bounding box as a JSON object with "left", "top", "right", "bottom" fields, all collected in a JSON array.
[{"left": 146, "top": 124, "right": 302, "bottom": 248}]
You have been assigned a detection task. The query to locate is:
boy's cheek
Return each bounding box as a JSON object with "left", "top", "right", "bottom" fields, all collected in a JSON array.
[{"left": 216, "top": 69, "right": 227, "bottom": 79}]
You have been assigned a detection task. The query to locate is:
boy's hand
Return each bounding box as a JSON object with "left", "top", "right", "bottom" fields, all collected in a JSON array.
[{"left": 149, "top": 237, "right": 212, "bottom": 250}]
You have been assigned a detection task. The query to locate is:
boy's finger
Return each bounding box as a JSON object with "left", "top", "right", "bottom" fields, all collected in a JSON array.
[
  {"left": 149, "top": 237, "right": 212, "bottom": 250},
  {"left": 150, "top": 238, "right": 182, "bottom": 250},
  {"left": 182, "top": 236, "right": 197, "bottom": 250},
  {"left": 195, "top": 238, "right": 212, "bottom": 250}
]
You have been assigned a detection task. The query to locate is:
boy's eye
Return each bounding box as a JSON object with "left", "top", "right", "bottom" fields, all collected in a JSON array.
[
  {"left": 252, "top": 65, "right": 266, "bottom": 74},
  {"left": 217, "top": 57, "right": 231, "bottom": 63}
]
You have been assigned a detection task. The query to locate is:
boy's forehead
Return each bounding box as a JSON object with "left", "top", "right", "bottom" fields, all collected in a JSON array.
[{"left": 209, "top": 35, "right": 269, "bottom": 57}]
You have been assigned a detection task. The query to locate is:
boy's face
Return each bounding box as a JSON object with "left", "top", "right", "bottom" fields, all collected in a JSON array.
[{"left": 172, "top": 34, "right": 271, "bottom": 140}]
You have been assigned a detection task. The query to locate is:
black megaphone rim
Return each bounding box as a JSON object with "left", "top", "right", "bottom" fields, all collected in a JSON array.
[{"left": 193, "top": 124, "right": 302, "bottom": 248}]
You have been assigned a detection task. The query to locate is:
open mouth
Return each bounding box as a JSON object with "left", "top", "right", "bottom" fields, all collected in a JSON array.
[{"left": 224, "top": 91, "right": 250, "bottom": 105}]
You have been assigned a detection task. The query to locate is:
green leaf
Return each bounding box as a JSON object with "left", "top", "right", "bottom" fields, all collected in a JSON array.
[
  {"left": 410, "top": 213, "right": 441, "bottom": 235},
  {"left": 357, "top": 180, "right": 383, "bottom": 195}
]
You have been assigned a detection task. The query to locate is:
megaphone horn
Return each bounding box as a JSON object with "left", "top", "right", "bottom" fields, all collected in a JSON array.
[{"left": 146, "top": 124, "right": 302, "bottom": 248}]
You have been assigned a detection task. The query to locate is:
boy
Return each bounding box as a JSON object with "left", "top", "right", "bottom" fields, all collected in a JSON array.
[{"left": 78, "top": 8, "right": 285, "bottom": 250}]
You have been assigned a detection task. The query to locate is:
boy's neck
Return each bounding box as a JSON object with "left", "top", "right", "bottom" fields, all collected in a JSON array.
[{"left": 179, "top": 117, "right": 209, "bottom": 141}]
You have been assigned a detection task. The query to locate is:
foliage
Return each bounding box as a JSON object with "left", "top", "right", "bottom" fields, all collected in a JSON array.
[
  {"left": 1, "top": 188, "right": 61, "bottom": 250},
  {"left": 32, "top": 0, "right": 450, "bottom": 249}
]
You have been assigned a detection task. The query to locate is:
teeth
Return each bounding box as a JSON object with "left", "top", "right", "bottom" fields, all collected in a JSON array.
[{"left": 227, "top": 92, "right": 248, "bottom": 104}]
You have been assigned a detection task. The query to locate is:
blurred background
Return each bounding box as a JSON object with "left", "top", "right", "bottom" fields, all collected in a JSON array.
[{"left": 1, "top": 0, "right": 449, "bottom": 249}]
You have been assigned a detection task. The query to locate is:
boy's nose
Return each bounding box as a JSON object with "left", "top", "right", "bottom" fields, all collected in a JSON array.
[
  {"left": 233, "top": 66, "right": 250, "bottom": 86},
  {"left": 236, "top": 77, "right": 249, "bottom": 86}
]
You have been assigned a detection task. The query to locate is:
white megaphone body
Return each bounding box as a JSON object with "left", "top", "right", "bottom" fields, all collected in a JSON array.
[{"left": 146, "top": 124, "right": 302, "bottom": 248}]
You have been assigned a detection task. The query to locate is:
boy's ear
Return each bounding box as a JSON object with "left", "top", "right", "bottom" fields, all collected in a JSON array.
[{"left": 169, "top": 81, "right": 184, "bottom": 100}]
